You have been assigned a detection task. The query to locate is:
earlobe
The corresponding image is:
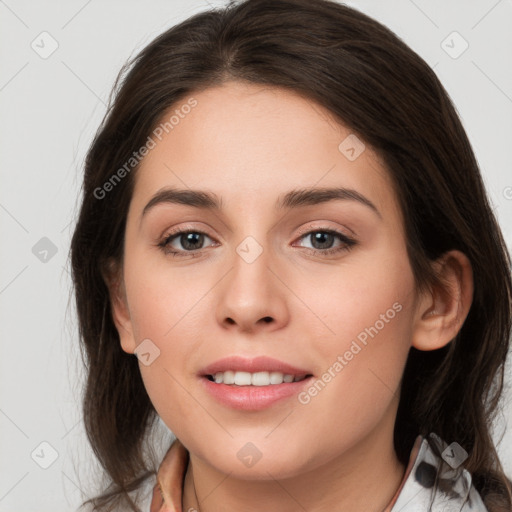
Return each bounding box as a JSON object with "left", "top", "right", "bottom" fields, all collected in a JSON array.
[
  {"left": 102, "top": 260, "right": 137, "bottom": 354},
  {"left": 411, "top": 250, "right": 474, "bottom": 351}
]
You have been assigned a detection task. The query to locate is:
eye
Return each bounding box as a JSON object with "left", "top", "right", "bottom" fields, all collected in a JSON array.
[
  {"left": 157, "top": 226, "right": 357, "bottom": 258},
  {"left": 158, "top": 229, "right": 216, "bottom": 257},
  {"left": 293, "top": 228, "right": 357, "bottom": 256}
]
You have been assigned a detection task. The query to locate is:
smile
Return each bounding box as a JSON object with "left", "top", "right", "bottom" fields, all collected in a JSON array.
[{"left": 207, "top": 371, "right": 310, "bottom": 386}]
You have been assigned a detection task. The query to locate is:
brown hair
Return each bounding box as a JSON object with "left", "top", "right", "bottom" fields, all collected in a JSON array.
[{"left": 69, "top": 0, "right": 512, "bottom": 510}]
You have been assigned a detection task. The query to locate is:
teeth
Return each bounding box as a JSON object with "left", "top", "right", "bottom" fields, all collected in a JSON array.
[
  {"left": 234, "top": 371, "right": 252, "bottom": 386},
  {"left": 251, "top": 371, "right": 270, "bottom": 386},
  {"left": 270, "top": 371, "right": 285, "bottom": 384},
  {"left": 211, "top": 371, "right": 308, "bottom": 386}
]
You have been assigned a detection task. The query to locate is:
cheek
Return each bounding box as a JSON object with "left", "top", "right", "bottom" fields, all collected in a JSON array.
[
  {"left": 124, "top": 245, "right": 209, "bottom": 343},
  {"left": 302, "top": 244, "right": 414, "bottom": 357},
  {"left": 293, "top": 251, "right": 415, "bottom": 440},
  {"left": 122, "top": 250, "right": 218, "bottom": 428}
]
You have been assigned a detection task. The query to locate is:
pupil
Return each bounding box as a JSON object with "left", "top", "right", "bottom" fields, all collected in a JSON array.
[
  {"left": 182, "top": 232, "right": 203, "bottom": 250},
  {"left": 312, "top": 232, "right": 333, "bottom": 249}
]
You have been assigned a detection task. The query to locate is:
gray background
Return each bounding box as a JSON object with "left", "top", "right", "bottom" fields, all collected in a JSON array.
[{"left": 0, "top": 0, "right": 511, "bottom": 510}]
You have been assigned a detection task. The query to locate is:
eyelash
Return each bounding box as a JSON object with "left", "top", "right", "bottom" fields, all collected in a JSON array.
[{"left": 157, "top": 226, "right": 357, "bottom": 258}]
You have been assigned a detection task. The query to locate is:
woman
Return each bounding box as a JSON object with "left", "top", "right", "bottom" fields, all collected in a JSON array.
[{"left": 70, "top": 0, "right": 512, "bottom": 510}]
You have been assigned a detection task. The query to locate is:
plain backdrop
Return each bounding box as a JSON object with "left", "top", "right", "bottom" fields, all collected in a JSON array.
[{"left": 0, "top": 0, "right": 511, "bottom": 510}]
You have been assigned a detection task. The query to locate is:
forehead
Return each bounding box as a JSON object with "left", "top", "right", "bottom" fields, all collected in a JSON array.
[{"left": 130, "top": 81, "right": 396, "bottom": 218}]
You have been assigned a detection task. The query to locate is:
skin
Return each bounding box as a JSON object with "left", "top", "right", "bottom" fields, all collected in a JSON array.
[{"left": 107, "top": 80, "right": 474, "bottom": 512}]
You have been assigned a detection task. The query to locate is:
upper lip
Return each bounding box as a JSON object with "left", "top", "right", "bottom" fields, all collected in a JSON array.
[{"left": 200, "top": 356, "right": 313, "bottom": 377}]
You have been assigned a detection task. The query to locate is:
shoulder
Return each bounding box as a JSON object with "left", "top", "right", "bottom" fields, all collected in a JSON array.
[
  {"left": 74, "top": 474, "right": 157, "bottom": 512},
  {"left": 391, "top": 432, "right": 489, "bottom": 511}
]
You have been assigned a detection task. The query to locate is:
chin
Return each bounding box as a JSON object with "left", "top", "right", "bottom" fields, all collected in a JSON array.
[{"left": 196, "top": 440, "right": 309, "bottom": 480}]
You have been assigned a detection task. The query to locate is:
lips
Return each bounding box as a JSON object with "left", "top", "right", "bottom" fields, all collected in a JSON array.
[{"left": 198, "top": 356, "right": 315, "bottom": 410}]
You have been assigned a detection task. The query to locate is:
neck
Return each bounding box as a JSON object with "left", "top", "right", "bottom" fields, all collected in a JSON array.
[{"left": 182, "top": 410, "right": 406, "bottom": 512}]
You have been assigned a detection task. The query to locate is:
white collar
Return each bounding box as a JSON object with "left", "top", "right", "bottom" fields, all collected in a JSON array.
[{"left": 390, "top": 433, "right": 488, "bottom": 511}]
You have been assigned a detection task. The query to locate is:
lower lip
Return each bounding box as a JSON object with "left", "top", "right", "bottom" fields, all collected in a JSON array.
[{"left": 200, "top": 376, "right": 313, "bottom": 411}]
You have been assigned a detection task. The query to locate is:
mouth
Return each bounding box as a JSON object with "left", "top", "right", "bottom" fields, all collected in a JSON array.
[
  {"left": 198, "top": 356, "right": 314, "bottom": 410},
  {"left": 199, "top": 355, "right": 314, "bottom": 386},
  {"left": 204, "top": 371, "right": 313, "bottom": 386}
]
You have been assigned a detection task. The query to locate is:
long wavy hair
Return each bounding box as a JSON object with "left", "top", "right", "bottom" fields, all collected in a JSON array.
[{"left": 69, "top": 0, "right": 512, "bottom": 510}]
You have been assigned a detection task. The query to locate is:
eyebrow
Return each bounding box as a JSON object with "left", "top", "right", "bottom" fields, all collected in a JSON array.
[{"left": 141, "top": 186, "right": 382, "bottom": 220}]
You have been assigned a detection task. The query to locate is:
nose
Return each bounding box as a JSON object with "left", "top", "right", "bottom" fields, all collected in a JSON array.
[{"left": 215, "top": 241, "right": 290, "bottom": 334}]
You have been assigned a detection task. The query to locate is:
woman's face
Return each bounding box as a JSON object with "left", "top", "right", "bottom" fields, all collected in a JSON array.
[{"left": 115, "top": 80, "right": 421, "bottom": 478}]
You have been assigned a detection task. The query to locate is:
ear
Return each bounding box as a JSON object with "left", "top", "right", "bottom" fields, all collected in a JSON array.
[
  {"left": 101, "top": 258, "right": 137, "bottom": 354},
  {"left": 411, "top": 250, "right": 474, "bottom": 351}
]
